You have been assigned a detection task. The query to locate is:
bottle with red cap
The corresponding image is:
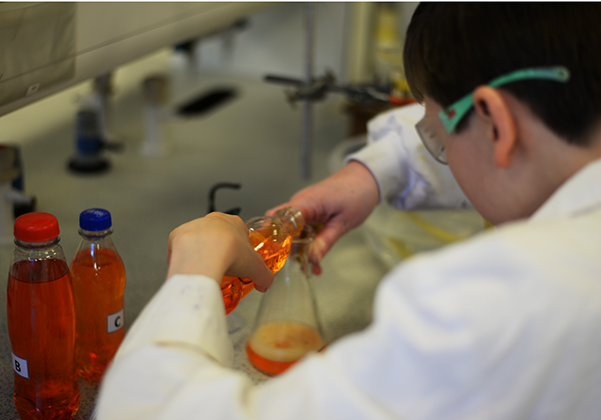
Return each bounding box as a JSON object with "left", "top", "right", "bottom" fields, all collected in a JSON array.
[
  {"left": 6, "top": 212, "right": 80, "bottom": 420},
  {"left": 69, "top": 208, "right": 126, "bottom": 383}
]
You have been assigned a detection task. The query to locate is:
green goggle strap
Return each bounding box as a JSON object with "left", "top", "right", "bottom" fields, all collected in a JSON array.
[{"left": 439, "top": 66, "right": 570, "bottom": 134}]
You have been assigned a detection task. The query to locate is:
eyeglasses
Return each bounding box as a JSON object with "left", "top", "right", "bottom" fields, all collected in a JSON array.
[{"left": 415, "top": 66, "right": 570, "bottom": 164}]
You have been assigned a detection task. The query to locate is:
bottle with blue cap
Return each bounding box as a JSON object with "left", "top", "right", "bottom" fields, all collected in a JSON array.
[{"left": 69, "top": 208, "right": 126, "bottom": 383}]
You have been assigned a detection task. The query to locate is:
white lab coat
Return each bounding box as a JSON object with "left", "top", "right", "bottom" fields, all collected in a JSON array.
[
  {"left": 96, "top": 106, "right": 601, "bottom": 420},
  {"left": 345, "top": 103, "right": 472, "bottom": 210}
]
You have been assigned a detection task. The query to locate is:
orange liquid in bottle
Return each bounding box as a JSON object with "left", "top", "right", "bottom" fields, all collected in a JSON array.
[
  {"left": 222, "top": 228, "right": 292, "bottom": 315},
  {"left": 7, "top": 259, "right": 80, "bottom": 420},
  {"left": 70, "top": 247, "right": 126, "bottom": 383},
  {"left": 246, "top": 321, "right": 326, "bottom": 375}
]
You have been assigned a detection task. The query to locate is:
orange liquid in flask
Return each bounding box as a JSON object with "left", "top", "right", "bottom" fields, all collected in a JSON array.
[
  {"left": 222, "top": 228, "right": 292, "bottom": 315},
  {"left": 246, "top": 321, "right": 326, "bottom": 375}
]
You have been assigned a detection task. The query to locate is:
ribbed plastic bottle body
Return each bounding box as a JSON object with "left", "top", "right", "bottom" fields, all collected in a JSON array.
[
  {"left": 7, "top": 237, "right": 80, "bottom": 420},
  {"left": 70, "top": 228, "right": 126, "bottom": 383},
  {"left": 221, "top": 207, "right": 305, "bottom": 315}
]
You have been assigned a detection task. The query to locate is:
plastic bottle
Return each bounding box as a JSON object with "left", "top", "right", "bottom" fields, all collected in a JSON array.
[
  {"left": 6, "top": 212, "right": 80, "bottom": 420},
  {"left": 69, "top": 208, "right": 126, "bottom": 383},
  {"left": 221, "top": 207, "right": 304, "bottom": 315}
]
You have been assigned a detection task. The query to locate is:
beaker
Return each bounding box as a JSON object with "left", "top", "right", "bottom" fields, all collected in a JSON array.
[{"left": 246, "top": 225, "right": 326, "bottom": 375}]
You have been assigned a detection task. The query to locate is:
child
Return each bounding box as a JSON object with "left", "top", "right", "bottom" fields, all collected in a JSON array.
[{"left": 96, "top": 4, "right": 601, "bottom": 419}]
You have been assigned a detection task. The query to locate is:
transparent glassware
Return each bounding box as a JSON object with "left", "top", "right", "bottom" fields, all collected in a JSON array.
[
  {"left": 246, "top": 224, "right": 326, "bottom": 375},
  {"left": 221, "top": 207, "right": 304, "bottom": 315}
]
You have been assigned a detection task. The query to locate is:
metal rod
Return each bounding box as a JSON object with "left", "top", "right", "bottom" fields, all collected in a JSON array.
[
  {"left": 264, "top": 75, "right": 304, "bottom": 86},
  {"left": 302, "top": 2, "right": 314, "bottom": 180}
]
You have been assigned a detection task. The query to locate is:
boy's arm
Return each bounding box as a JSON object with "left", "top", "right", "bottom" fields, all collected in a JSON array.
[{"left": 346, "top": 103, "right": 472, "bottom": 210}]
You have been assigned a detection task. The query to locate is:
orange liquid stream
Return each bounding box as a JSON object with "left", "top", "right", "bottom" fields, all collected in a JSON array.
[
  {"left": 222, "top": 229, "right": 291, "bottom": 315},
  {"left": 70, "top": 247, "right": 126, "bottom": 383},
  {"left": 7, "top": 259, "right": 80, "bottom": 420}
]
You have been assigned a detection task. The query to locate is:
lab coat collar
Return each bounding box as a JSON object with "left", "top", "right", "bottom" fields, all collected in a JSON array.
[{"left": 532, "top": 158, "right": 601, "bottom": 220}]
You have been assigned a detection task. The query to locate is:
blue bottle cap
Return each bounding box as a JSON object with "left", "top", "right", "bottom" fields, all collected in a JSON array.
[{"left": 80, "top": 208, "right": 112, "bottom": 231}]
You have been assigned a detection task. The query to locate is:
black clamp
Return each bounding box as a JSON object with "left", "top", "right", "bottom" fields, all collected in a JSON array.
[
  {"left": 264, "top": 71, "right": 409, "bottom": 107},
  {"left": 208, "top": 183, "right": 242, "bottom": 216}
]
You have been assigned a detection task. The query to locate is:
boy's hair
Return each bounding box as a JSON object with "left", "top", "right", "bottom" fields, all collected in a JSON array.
[{"left": 404, "top": 3, "right": 601, "bottom": 145}]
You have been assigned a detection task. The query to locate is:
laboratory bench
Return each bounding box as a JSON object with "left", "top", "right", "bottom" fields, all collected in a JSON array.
[{"left": 0, "top": 50, "right": 390, "bottom": 419}]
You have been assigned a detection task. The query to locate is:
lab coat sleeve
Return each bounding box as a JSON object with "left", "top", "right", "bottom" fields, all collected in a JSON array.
[
  {"left": 344, "top": 103, "right": 472, "bottom": 210},
  {"left": 95, "top": 275, "right": 235, "bottom": 420}
]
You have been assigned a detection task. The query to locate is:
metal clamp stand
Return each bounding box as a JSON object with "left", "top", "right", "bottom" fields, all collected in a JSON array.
[
  {"left": 265, "top": 3, "right": 413, "bottom": 179},
  {"left": 264, "top": 72, "right": 412, "bottom": 108}
]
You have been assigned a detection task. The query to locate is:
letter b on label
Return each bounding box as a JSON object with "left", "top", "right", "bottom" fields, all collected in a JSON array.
[
  {"left": 12, "top": 353, "right": 29, "bottom": 379},
  {"left": 107, "top": 308, "right": 125, "bottom": 334}
]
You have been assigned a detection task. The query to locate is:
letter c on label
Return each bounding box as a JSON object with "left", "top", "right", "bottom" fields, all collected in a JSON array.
[{"left": 107, "top": 309, "right": 125, "bottom": 334}]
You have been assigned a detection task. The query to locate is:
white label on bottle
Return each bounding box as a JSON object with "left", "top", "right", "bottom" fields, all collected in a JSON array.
[
  {"left": 107, "top": 308, "right": 125, "bottom": 334},
  {"left": 12, "top": 353, "right": 29, "bottom": 379}
]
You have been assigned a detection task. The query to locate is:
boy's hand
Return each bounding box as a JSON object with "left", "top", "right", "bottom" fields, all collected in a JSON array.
[
  {"left": 166, "top": 212, "right": 274, "bottom": 292},
  {"left": 267, "top": 161, "right": 379, "bottom": 274}
]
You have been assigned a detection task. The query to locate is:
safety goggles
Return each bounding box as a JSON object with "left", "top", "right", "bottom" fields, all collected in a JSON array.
[{"left": 415, "top": 66, "right": 570, "bottom": 164}]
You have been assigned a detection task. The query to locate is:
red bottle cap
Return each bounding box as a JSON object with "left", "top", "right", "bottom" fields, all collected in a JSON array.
[{"left": 14, "top": 212, "right": 60, "bottom": 242}]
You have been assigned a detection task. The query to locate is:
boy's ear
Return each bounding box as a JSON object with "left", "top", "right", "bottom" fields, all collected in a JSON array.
[{"left": 472, "top": 86, "right": 517, "bottom": 168}]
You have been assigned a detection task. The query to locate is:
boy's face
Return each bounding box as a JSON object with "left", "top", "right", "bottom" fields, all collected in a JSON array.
[{"left": 422, "top": 96, "right": 516, "bottom": 225}]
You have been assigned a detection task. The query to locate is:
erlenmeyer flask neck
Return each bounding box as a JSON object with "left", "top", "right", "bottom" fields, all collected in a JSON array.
[
  {"left": 289, "top": 224, "right": 315, "bottom": 254},
  {"left": 276, "top": 207, "right": 305, "bottom": 238}
]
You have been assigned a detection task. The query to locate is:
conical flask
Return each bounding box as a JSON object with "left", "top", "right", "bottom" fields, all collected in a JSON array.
[
  {"left": 246, "top": 225, "right": 326, "bottom": 375},
  {"left": 221, "top": 207, "right": 305, "bottom": 315}
]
